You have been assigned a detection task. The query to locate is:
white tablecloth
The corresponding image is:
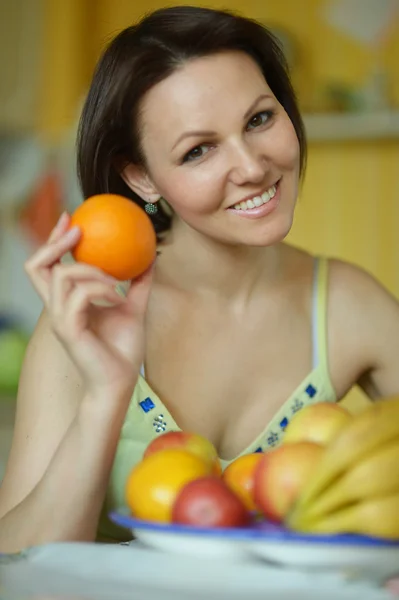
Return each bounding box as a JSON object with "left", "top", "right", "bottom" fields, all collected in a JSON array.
[{"left": 0, "top": 541, "right": 393, "bottom": 600}]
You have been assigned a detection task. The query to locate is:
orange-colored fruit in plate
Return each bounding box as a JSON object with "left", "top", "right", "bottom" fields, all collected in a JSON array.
[
  {"left": 144, "top": 431, "right": 222, "bottom": 477},
  {"left": 222, "top": 453, "right": 264, "bottom": 512},
  {"left": 125, "top": 448, "right": 213, "bottom": 523},
  {"left": 70, "top": 194, "right": 156, "bottom": 281}
]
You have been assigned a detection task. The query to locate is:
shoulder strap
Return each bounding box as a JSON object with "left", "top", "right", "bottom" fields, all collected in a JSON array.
[{"left": 312, "top": 256, "right": 329, "bottom": 370}]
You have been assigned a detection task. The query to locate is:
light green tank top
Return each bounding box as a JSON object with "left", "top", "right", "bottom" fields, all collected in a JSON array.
[{"left": 97, "top": 257, "right": 337, "bottom": 542}]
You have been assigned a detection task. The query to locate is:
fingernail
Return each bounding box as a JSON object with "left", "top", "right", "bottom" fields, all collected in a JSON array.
[
  {"left": 64, "top": 226, "right": 80, "bottom": 240},
  {"left": 55, "top": 211, "right": 68, "bottom": 229}
]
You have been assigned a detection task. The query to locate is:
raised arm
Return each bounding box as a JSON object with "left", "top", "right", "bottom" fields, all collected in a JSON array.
[{"left": 0, "top": 214, "right": 153, "bottom": 553}]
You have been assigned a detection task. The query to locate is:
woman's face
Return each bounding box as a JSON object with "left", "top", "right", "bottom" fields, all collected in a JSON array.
[{"left": 137, "top": 50, "right": 301, "bottom": 247}]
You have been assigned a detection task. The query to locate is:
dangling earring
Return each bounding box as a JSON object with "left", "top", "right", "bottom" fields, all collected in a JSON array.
[{"left": 144, "top": 201, "right": 158, "bottom": 215}]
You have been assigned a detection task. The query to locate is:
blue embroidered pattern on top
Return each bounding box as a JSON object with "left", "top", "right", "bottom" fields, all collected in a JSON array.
[
  {"left": 279, "top": 417, "right": 289, "bottom": 430},
  {"left": 139, "top": 397, "right": 155, "bottom": 413},
  {"left": 306, "top": 384, "right": 317, "bottom": 398},
  {"left": 267, "top": 431, "right": 279, "bottom": 447},
  {"left": 153, "top": 414, "right": 167, "bottom": 433},
  {"left": 291, "top": 398, "right": 304, "bottom": 414}
]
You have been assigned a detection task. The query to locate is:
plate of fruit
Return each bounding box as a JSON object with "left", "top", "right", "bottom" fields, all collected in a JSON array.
[{"left": 110, "top": 398, "right": 399, "bottom": 581}]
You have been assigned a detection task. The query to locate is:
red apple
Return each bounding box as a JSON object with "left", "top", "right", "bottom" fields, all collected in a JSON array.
[
  {"left": 253, "top": 442, "right": 325, "bottom": 523},
  {"left": 171, "top": 476, "right": 250, "bottom": 528},
  {"left": 144, "top": 431, "right": 222, "bottom": 476}
]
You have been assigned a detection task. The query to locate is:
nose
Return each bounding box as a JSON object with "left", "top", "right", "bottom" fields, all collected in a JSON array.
[{"left": 227, "top": 141, "right": 267, "bottom": 186}]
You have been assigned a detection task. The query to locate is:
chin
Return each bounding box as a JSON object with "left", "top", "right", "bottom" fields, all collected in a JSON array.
[{"left": 247, "top": 214, "right": 295, "bottom": 248}]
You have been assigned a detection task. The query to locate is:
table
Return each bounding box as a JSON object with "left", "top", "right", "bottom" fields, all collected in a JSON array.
[{"left": 0, "top": 541, "right": 393, "bottom": 600}]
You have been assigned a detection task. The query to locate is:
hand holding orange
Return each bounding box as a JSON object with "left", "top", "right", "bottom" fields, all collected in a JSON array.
[{"left": 70, "top": 194, "right": 156, "bottom": 280}]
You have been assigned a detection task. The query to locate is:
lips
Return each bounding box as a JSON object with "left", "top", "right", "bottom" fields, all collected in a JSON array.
[
  {"left": 227, "top": 180, "right": 280, "bottom": 211},
  {"left": 226, "top": 179, "right": 281, "bottom": 220}
]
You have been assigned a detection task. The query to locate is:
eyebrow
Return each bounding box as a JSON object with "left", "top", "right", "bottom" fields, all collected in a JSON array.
[
  {"left": 171, "top": 93, "right": 274, "bottom": 151},
  {"left": 243, "top": 93, "right": 273, "bottom": 119},
  {"left": 172, "top": 129, "right": 217, "bottom": 151}
]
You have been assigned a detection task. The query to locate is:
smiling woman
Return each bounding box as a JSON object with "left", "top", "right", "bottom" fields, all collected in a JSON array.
[
  {"left": 0, "top": 5, "right": 399, "bottom": 563},
  {"left": 118, "top": 51, "right": 300, "bottom": 248},
  {"left": 77, "top": 6, "right": 306, "bottom": 243}
]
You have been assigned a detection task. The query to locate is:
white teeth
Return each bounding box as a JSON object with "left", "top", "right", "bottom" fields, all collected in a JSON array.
[
  {"left": 261, "top": 191, "right": 270, "bottom": 203},
  {"left": 232, "top": 184, "right": 278, "bottom": 211}
]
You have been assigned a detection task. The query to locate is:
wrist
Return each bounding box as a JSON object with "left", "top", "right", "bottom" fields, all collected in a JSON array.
[
  {"left": 79, "top": 386, "right": 134, "bottom": 425},
  {"left": 84, "top": 372, "right": 138, "bottom": 404}
]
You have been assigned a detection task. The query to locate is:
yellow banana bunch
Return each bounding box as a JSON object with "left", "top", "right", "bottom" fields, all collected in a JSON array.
[
  {"left": 291, "top": 493, "right": 399, "bottom": 539},
  {"left": 287, "top": 396, "right": 399, "bottom": 539}
]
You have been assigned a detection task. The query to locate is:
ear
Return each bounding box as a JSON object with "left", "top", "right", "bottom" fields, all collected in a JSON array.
[{"left": 121, "top": 163, "right": 161, "bottom": 203}]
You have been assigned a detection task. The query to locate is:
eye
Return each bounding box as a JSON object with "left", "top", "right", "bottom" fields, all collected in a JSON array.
[
  {"left": 182, "top": 144, "right": 212, "bottom": 163},
  {"left": 246, "top": 110, "right": 274, "bottom": 131}
]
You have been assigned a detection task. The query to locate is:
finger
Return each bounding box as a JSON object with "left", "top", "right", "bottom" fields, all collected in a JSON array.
[
  {"left": 50, "top": 263, "right": 119, "bottom": 313},
  {"left": 125, "top": 263, "right": 155, "bottom": 316},
  {"left": 48, "top": 212, "right": 70, "bottom": 243},
  {"left": 57, "top": 281, "right": 125, "bottom": 340},
  {"left": 25, "top": 227, "right": 81, "bottom": 303},
  {"left": 29, "top": 227, "right": 81, "bottom": 272}
]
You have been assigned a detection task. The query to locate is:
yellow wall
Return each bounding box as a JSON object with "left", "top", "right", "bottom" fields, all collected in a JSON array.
[
  {"left": 39, "top": 0, "right": 399, "bottom": 409},
  {"left": 91, "top": 0, "right": 399, "bottom": 109}
]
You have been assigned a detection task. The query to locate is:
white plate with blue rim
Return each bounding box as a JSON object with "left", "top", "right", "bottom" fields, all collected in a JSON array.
[{"left": 110, "top": 511, "right": 399, "bottom": 583}]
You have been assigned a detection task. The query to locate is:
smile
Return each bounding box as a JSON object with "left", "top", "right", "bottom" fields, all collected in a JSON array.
[{"left": 231, "top": 184, "right": 277, "bottom": 212}]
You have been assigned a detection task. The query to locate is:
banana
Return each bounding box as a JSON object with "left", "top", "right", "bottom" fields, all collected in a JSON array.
[
  {"left": 289, "top": 493, "right": 399, "bottom": 540},
  {"left": 290, "top": 440, "right": 399, "bottom": 521},
  {"left": 292, "top": 397, "right": 399, "bottom": 512}
]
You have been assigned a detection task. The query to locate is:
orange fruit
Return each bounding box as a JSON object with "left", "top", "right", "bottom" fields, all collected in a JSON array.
[
  {"left": 125, "top": 448, "right": 213, "bottom": 523},
  {"left": 222, "top": 453, "right": 264, "bottom": 512},
  {"left": 70, "top": 194, "right": 156, "bottom": 281},
  {"left": 212, "top": 458, "right": 223, "bottom": 477}
]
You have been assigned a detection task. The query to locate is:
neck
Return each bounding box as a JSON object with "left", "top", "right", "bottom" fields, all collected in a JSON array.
[{"left": 157, "top": 219, "right": 285, "bottom": 305}]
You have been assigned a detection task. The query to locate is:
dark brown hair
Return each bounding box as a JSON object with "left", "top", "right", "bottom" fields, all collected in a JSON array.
[{"left": 77, "top": 5, "right": 307, "bottom": 238}]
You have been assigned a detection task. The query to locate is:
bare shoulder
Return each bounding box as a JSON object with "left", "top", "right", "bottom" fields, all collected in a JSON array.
[
  {"left": 327, "top": 258, "right": 399, "bottom": 399},
  {"left": 0, "top": 310, "right": 83, "bottom": 518},
  {"left": 328, "top": 258, "right": 399, "bottom": 319}
]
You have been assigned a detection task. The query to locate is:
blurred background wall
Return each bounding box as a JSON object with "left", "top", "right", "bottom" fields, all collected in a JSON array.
[{"left": 1, "top": 0, "right": 399, "bottom": 475}]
